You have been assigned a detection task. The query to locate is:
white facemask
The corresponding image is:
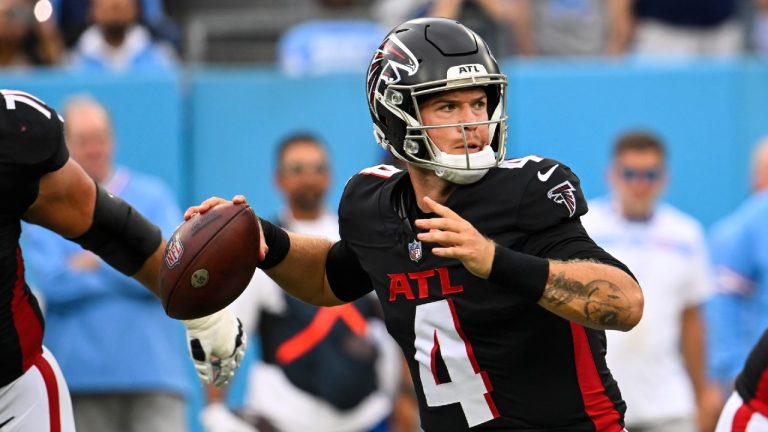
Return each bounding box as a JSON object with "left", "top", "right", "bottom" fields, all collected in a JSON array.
[{"left": 433, "top": 146, "right": 495, "bottom": 185}]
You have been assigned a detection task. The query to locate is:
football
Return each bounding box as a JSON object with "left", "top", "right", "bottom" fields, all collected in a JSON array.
[{"left": 159, "top": 202, "right": 260, "bottom": 319}]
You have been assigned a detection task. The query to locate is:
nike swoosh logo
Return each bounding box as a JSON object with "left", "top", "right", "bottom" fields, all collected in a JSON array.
[
  {"left": 537, "top": 164, "right": 559, "bottom": 182},
  {"left": 0, "top": 417, "right": 14, "bottom": 428}
]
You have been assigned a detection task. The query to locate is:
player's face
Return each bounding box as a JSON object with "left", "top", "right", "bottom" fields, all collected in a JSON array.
[
  {"left": 276, "top": 141, "right": 330, "bottom": 215},
  {"left": 610, "top": 149, "right": 666, "bottom": 219},
  {"left": 419, "top": 88, "right": 490, "bottom": 155},
  {"left": 64, "top": 106, "right": 114, "bottom": 184}
]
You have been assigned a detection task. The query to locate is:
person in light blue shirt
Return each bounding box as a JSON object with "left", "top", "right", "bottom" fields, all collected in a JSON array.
[
  {"left": 22, "top": 96, "right": 190, "bottom": 432},
  {"left": 706, "top": 139, "right": 768, "bottom": 394}
]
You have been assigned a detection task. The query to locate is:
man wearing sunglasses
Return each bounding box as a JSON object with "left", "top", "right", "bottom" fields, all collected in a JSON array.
[{"left": 583, "top": 131, "right": 720, "bottom": 432}]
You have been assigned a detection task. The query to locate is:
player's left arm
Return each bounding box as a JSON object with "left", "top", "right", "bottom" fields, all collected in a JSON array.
[{"left": 416, "top": 196, "right": 643, "bottom": 331}]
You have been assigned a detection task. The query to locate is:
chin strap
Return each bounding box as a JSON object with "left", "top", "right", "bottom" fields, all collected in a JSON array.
[{"left": 434, "top": 146, "right": 496, "bottom": 185}]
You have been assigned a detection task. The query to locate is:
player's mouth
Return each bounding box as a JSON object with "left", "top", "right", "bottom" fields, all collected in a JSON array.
[{"left": 461, "top": 143, "right": 483, "bottom": 153}]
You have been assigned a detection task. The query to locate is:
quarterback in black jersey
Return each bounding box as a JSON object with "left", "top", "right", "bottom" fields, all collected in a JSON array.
[
  {"left": 187, "top": 18, "right": 644, "bottom": 432},
  {"left": 0, "top": 90, "right": 244, "bottom": 431},
  {"left": 715, "top": 328, "right": 768, "bottom": 431}
]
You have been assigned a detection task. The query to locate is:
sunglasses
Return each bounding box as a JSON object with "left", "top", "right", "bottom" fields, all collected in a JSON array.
[
  {"left": 619, "top": 167, "right": 663, "bottom": 183},
  {"left": 280, "top": 162, "right": 328, "bottom": 176}
]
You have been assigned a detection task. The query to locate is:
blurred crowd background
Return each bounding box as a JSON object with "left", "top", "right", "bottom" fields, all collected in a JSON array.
[{"left": 5, "top": 0, "right": 768, "bottom": 431}]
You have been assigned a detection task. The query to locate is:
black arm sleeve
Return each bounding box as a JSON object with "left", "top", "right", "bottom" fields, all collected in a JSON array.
[
  {"left": 522, "top": 219, "right": 637, "bottom": 282},
  {"left": 325, "top": 240, "right": 374, "bottom": 302}
]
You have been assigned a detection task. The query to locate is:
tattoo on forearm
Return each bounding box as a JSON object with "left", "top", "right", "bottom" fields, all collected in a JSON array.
[{"left": 542, "top": 271, "right": 630, "bottom": 326}]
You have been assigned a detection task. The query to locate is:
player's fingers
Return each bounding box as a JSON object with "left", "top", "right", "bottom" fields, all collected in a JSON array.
[
  {"left": 414, "top": 217, "right": 464, "bottom": 233},
  {"left": 194, "top": 362, "right": 213, "bottom": 384},
  {"left": 231, "top": 195, "right": 247, "bottom": 204},
  {"left": 417, "top": 229, "right": 462, "bottom": 247},
  {"left": 214, "top": 359, "right": 236, "bottom": 387},
  {"left": 184, "top": 197, "right": 228, "bottom": 219},
  {"left": 422, "top": 196, "right": 460, "bottom": 219},
  {"left": 431, "top": 246, "right": 468, "bottom": 260}
]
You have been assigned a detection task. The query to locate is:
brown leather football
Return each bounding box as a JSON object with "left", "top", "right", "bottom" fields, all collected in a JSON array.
[{"left": 159, "top": 202, "right": 260, "bottom": 319}]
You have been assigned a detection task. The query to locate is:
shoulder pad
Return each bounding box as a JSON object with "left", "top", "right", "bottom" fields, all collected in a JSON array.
[
  {"left": 357, "top": 164, "right": 402, "bottom": 179},
  {"left": 339, "top": 164, "right": 403, "bottom": 243},
  {"left": 0, "top": 90, "right": 67, "bottom": 171},
  {"left": 514, "top": 158, "right": 588, "bottom": 231}
]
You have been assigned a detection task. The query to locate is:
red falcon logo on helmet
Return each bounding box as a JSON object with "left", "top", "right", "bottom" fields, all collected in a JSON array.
[
  {"left": 366, "top": 34, "right": 419, "bottom": 114},
  {"left": 547, "top": 181, "right": 577, "bottom": 217}
]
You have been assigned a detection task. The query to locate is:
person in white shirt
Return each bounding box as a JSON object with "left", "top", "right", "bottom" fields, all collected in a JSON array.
[{"left": 582, "top": 131, "right": 721, "bottom": 432}]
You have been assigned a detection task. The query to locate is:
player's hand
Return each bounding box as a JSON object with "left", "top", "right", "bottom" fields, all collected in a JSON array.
[
  {"left": 415, "top": 196, "right": 496, "bottom": 279},
  {"left": 182, "top": 309, "right": 247, "bottom": 387},
  {"left": 183, "top": 195, "right": 267, "bottom": 262},
  {"left": 184, "top": 195, "right": 248, "bottom": 220}
]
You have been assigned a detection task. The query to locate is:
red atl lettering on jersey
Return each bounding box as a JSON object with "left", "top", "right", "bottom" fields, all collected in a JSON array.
[{"left": 388, "top": 267, "right": 463, "bottom": 301}]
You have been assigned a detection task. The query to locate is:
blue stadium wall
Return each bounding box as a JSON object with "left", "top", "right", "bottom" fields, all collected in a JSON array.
[
  {"left": 4, "top": 59, "right": 767, "bottom": 228},
  {"left": 4, "top": 59, "right": 768, "bottom": 430}
]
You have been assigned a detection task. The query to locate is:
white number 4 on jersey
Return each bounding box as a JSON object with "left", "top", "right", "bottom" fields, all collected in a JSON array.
[{"left": 414, "top": 299, "right": 498, "bottom": 427}]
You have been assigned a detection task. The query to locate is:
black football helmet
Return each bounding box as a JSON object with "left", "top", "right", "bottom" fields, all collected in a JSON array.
[{"left": 366, "top": 17, "right": 507, "bottom": 181}]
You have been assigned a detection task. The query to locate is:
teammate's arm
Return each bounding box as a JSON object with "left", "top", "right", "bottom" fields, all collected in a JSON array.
[
  {"left": 23, "top": 157, "right": 165, "bottom": 296},
  {"left": 414, "top": 196, "right": 643, "bottom": 331}
]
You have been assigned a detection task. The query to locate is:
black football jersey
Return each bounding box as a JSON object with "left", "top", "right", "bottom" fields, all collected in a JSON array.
[
  {"left": 331, "top": 157, "right": 628, "bottom": 431},
  {"left": 0, "top": 90, "right": 68, "bottom": 386},
  {"left": 736, "top": 329, "right": 768, "bottom": 416}
]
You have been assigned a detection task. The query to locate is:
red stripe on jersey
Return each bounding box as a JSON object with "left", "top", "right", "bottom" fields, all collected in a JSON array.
[
  {"left": 33, "top": 354, "right": 61, "bottom": 432},
  {"left": 749, "top": 367, "right": 768, "bottom": 416},
  {"left": 11, "top": 248, "right": 43, "bottom": 372},
  {"left": 447, "top": 299, "right": 481, "bottom": 373},
  {"left": 570, "top": 322, "right": 623, "bottom": 432},
  {"left": 732, "top": 403, "right": 754, "bottom": 432},
  {"left": 447, "top": 299, "right": 499, "bottom": 418},
  {"left": 431, "top": 330, "right": 441, "bottom": 385}
]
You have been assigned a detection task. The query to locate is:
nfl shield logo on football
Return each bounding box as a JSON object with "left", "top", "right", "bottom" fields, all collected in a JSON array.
[
  {"left": 408, "top": 239, "right": 423, "bottom": 262},
  {"left": 164, "top": 234, "right": 184, "bottom": 269}
]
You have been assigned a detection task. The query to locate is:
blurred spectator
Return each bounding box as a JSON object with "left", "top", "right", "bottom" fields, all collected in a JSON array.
[
  {"left": 22, "top": 96, "right": 190, "bottom": 432},
  {"left": 372, "top": 0, "right": 532, "bottom": 56},
  {"left": 69, "top": 0, "right": 176, "bottom": 73},
  {"left": 52, "top": 0, "right": 178, "bottom": 48},
  {"left": 201, "top": 134, "right": 411, "bottom": 432},
  {"left": 607, "top": 0, "right": 744, "bottom": 57},
  {"left": 517, "top": 0, "right": 609, "bottom": 56},
  {"left": 705, "top": 139, "right": 768, "bottom": 400},
  {"left": 753, "top": 0, "right": 768, "bottom": 54},
  {"left": 0, "top": 0, "right": 63, "bottom": 67},
  {"left": 582, "top": 131, "right": 720, "bottom": 432}
]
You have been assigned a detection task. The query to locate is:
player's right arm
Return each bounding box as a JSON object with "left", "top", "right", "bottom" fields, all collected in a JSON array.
[{"left": 264, "top": 232, "right": 345, "bottom": 306}]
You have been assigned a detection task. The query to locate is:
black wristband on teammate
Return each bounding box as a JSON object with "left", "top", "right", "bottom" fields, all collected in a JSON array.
[
  {"left": 258, "top": 218, "right": 290, "bottom": 269},
  {"left": 488, "top": 246, "right": 550, "bottom": 302}
]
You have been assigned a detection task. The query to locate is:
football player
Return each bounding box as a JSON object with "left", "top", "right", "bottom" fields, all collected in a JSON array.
[
  {"left": 0, "top": 89, "right": 245, "bottom": 431},
  {"left": 188, "top": 18, "right": 643, "bottom": 431},
  {"left": 714, "top": 328, "right": 768, "bottom": 431}
]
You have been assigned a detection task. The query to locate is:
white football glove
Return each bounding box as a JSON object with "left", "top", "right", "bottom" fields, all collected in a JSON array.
[{"left": 183, "top": 309, "right": 246, "bottom": 387}]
